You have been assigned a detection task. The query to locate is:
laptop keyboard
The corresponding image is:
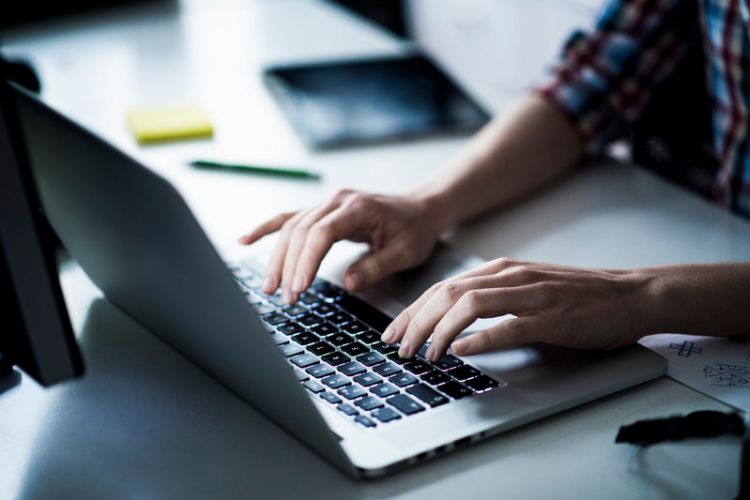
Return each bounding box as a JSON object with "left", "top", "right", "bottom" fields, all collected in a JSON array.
[{"left": 229, "top": 260, "right": 500, "bottom": 429}]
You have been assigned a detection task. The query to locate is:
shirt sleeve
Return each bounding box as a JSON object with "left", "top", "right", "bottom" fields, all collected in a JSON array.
[{"left": 537, "top": 0, "right": 699, "bottom": 154}]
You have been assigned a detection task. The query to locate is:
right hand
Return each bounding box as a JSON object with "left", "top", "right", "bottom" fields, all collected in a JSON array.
[{"left": 239, "top": 189, "right": 445, "bottom": 303}]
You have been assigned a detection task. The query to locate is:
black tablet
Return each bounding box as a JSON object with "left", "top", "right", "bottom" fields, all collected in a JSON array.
[{"left": 264, "top": 54, "right": 489, "bottom": 149}]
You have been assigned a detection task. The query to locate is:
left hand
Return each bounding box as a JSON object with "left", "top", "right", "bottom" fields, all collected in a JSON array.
[{"left": 380, "top": 257, "right": 656, "bottom": 362}]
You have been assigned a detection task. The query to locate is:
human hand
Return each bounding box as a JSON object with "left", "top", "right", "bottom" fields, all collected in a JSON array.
[
  {"left": 239, "top": 189, "right": 446, "bottom": 303},
  {"left": 381, "top": 258, "right": 656, "bottom": 362}
]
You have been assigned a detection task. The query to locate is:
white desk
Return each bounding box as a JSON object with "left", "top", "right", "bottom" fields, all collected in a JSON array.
[{"left": 2, "top": 1, "right": 750, "bottom": 498}]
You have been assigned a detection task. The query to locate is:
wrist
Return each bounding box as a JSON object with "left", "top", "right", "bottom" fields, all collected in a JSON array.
[
  {"left": 407, "top": 189, "right": 456, "bottom": 235},
  {"left": 632, "top": 267, "right": 679, "bottom": 337}
]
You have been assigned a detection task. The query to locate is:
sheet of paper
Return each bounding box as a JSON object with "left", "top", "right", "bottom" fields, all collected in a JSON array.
[{"left": 640, "top": 333, "right": 750, "bottom": 411}]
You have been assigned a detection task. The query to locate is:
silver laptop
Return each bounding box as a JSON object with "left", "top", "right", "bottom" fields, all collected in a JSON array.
[{"left": 9, "top": 82, "right": 666, "bottom": 478}]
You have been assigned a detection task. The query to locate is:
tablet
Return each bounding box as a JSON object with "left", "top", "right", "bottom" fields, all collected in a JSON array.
[{"left": 264, "top": 54, "right": 489, "bottom": 149}]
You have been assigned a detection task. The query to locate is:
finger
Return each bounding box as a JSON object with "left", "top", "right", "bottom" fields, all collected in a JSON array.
[
  {"left": 427, "top": 286, "right": 536, "bottom": 361},
  {"left": 286, "top": 205, "right": 364, "bottom": 298},
  {"left": 238, "top": 212, "right": 297, "bottom": 245},
  {"left": 381, "top": 259, "right": 530, "bottom": 346},
  {"left": 448, "top": 256, "right": 528, "bottom": 282},
  {"left": 398, "top": 275, "right": 500, "bottom": 358},
  {"left": 280, "top": 199, "right": 342, "bottom": 301},
  {"left": 382, "top": 280, "right": 446, "bottom": 344},
  {"left": 263, "top": 212, "right": 304, "bottom": 294},
  {"left": 451, "top": 317, "right": 539, "bottom": 355},
  {"left": 343, "top": 243, "right": 408, "bottom": 292}
]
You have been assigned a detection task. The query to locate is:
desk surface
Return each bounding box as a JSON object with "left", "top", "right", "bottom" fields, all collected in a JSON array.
[{"left": 2, "top": 1, "right": 750, "bottom": 498}]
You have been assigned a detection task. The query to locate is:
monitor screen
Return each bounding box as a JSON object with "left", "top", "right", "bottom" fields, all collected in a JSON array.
[{"left": 0, "top": 80, "right": 84, "bottom": 386}]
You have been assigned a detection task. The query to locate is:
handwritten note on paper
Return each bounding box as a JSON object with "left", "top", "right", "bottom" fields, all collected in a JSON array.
[{"left": 640, "top": 334, "right": 750, "bottom": 411}]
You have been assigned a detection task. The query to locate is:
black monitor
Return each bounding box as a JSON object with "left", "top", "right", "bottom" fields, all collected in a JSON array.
[{"left": 0, "top": 79, "right": 84, "bottom": 387}]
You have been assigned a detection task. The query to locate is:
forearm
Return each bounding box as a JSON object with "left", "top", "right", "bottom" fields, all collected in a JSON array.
[
  {"left": 412, "top": 94, "right": 583, "bottom": 230},
  {"left": 642, "top": 263, "right": 750, "bottom": 337}
]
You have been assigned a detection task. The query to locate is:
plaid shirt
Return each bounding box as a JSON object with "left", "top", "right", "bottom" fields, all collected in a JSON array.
[{"left": 539, "top": 0, "right": 750, "bottom": 217}]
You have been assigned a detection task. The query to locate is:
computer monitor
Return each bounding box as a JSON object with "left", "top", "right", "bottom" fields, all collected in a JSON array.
[{"left": 0, "top": 79, "right": 84, "bottom": 387}]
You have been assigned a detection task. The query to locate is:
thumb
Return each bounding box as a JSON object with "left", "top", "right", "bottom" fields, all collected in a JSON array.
[{"left": 344, "top": 244, "right": 404, "bottom": 292}]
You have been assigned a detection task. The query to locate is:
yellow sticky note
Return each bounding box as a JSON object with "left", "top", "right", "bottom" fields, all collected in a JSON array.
[{"left": 127, "top": 105, "right": 214, "bottom": 143}]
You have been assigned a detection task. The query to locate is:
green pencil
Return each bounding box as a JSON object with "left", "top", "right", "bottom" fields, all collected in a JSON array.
[{"left": 189, "top": 160, "right": 321, "bottom": 180}]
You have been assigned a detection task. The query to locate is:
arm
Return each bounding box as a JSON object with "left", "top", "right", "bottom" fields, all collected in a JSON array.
[
  {"left": 239, "top": 94, "right": 583, "bottom": 303},
  {"left": 411, "top": 94, "right": 583, "bottom": 231},
  {"left": 386, "top": 260, "right": 750, "bottom": 362}
]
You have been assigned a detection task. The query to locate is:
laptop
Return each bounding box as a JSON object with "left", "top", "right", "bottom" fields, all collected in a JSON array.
[{"left": 7, "top": 82, "right": 667, "bottom": 478}]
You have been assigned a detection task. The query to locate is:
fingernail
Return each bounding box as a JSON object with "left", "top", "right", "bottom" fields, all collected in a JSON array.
[
  {"left": 292, "top": 274, "right": 306, "bottom": 293},
  {"left": 425, "top": 344, "right": 436, "bottom": 362},
  {"left": 346, "top": 271, "right": 363, "bottom": 291},
  {"left": 398, "top": 338, "right": 410, "bottom": 358},
  {"left": 381, "top": 327, "right": 395, "bottom": 343},
  {"left": 451, "top": 339, "right": 468, "bottom": 355}
]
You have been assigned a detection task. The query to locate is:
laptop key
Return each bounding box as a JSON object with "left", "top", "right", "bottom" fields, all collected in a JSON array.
[
  {"left": 311, "top": 322, "right": 337, "bottom": 337},
  {"left": 448, "top": 365, "right": 481, "bottom": 381},
  {"left": 387, "top": 394, "right": 425, "bottom": 415},
  {"left": 312, "top": 303, "right": 337, "bottom": 316},
  {"left": 300, "top": 292, "right": 319, "bottom": 305},
  {"left": 437, "top": 381, "right": 473, "bottom": 399},
  {"left": 297, "top": 314, "right": 321, "bottom": 327},
  {"left": 404, "top": 360, "right": 430, "bottom": 375},
  {"left": 372, "top": 342, "right": 398, "bottom": 355},
  {"left": 314, "top": 282, "right": 346, "bottom": 301},
  {"left": 370, "top": 383, "right": 399, "bottom": 398},
  {"left": 387, "top": 352, "right": 410, "bottom": 365},
  {"left": 306, "top": 363, "right": 335, "bottom": 379},
  {"left": 355, "top": 415, "right": 377, "bottom": 428},
  {"left": 341, "top": 342, "right": 369, "bottom": 357},
  {"left": 322, "top": 374, "right": 351, "bottom": 389},
  {"left": 283, "top": 305, "right": 307, "bottom": 317},
  {"left": 294, "top": 369, "right": 309, "bottom": 382},
  {"left": 406, "top": 384, "right": 449, "bottom": 407},
  {"left": 354, "top": 372, "right": 382, "bottom": 387},
  {"left": 291, "top": 331, "right": 318, "bottom": 345},
  {"left": 263, "top": 312, "right": 288, "bottom": 326},
  {"left": 321, "top": 351, "right": 350, "bottom": 366},
  {"left": 290, "top": 353, "right": 319, "bottom": 368},
  {"left": 372, "top": 407, "right": 401, "bottom": 423},
  {"left": 329, "top": 312, "right": 353, "bottom": 325},
  {"left": 337, "top": 403, "right": 358, "bottom": 416},
  {"left": 338, "top": 385, "right": 367, "bottom": 400},
  {"left": 373, "top": 362, "right": 401, "bottom": 377},
  {"left": 303, "top": 379, "right": 325, "bottom": 394},
  {"left": 357, "top": 352, "right": 385, "bottom": 367},
  {"left": 307, "top": 341, "right": 335, "bottom": 356},
  {"left": 355, "top": 396, "right": 384, "bottom": 411},
  {"left": 328, "top": 332, "right": 354, "bottom": 347},
  {"left": 338, "top": 361, "right": 366, "bottom": 377},
  {"left": 464, "top": 375, "right": 499, "bottom": 392},
  {"left": 390, "top": 372, "right": 418, "bottom": 388},
  {"left": 279, "top": 343, "right": 304, "bottom": 357},
  {"left": 421, "top": 369, "right": 450, "bottom": 386},
  {"left": 433, "top": 354, "right": 463, "bottom": 370},
  {"left": 279, "top": 322, "right": 305, "bottom": 336},
  {"left": 356, "top": 330, "right": 381, "bottom": 344},
  {"left": 320, "top": 391, "right": 341, "bottom": 404},
  {"left": 342, "top": 321, "right": 368, "bottom": 334}
]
